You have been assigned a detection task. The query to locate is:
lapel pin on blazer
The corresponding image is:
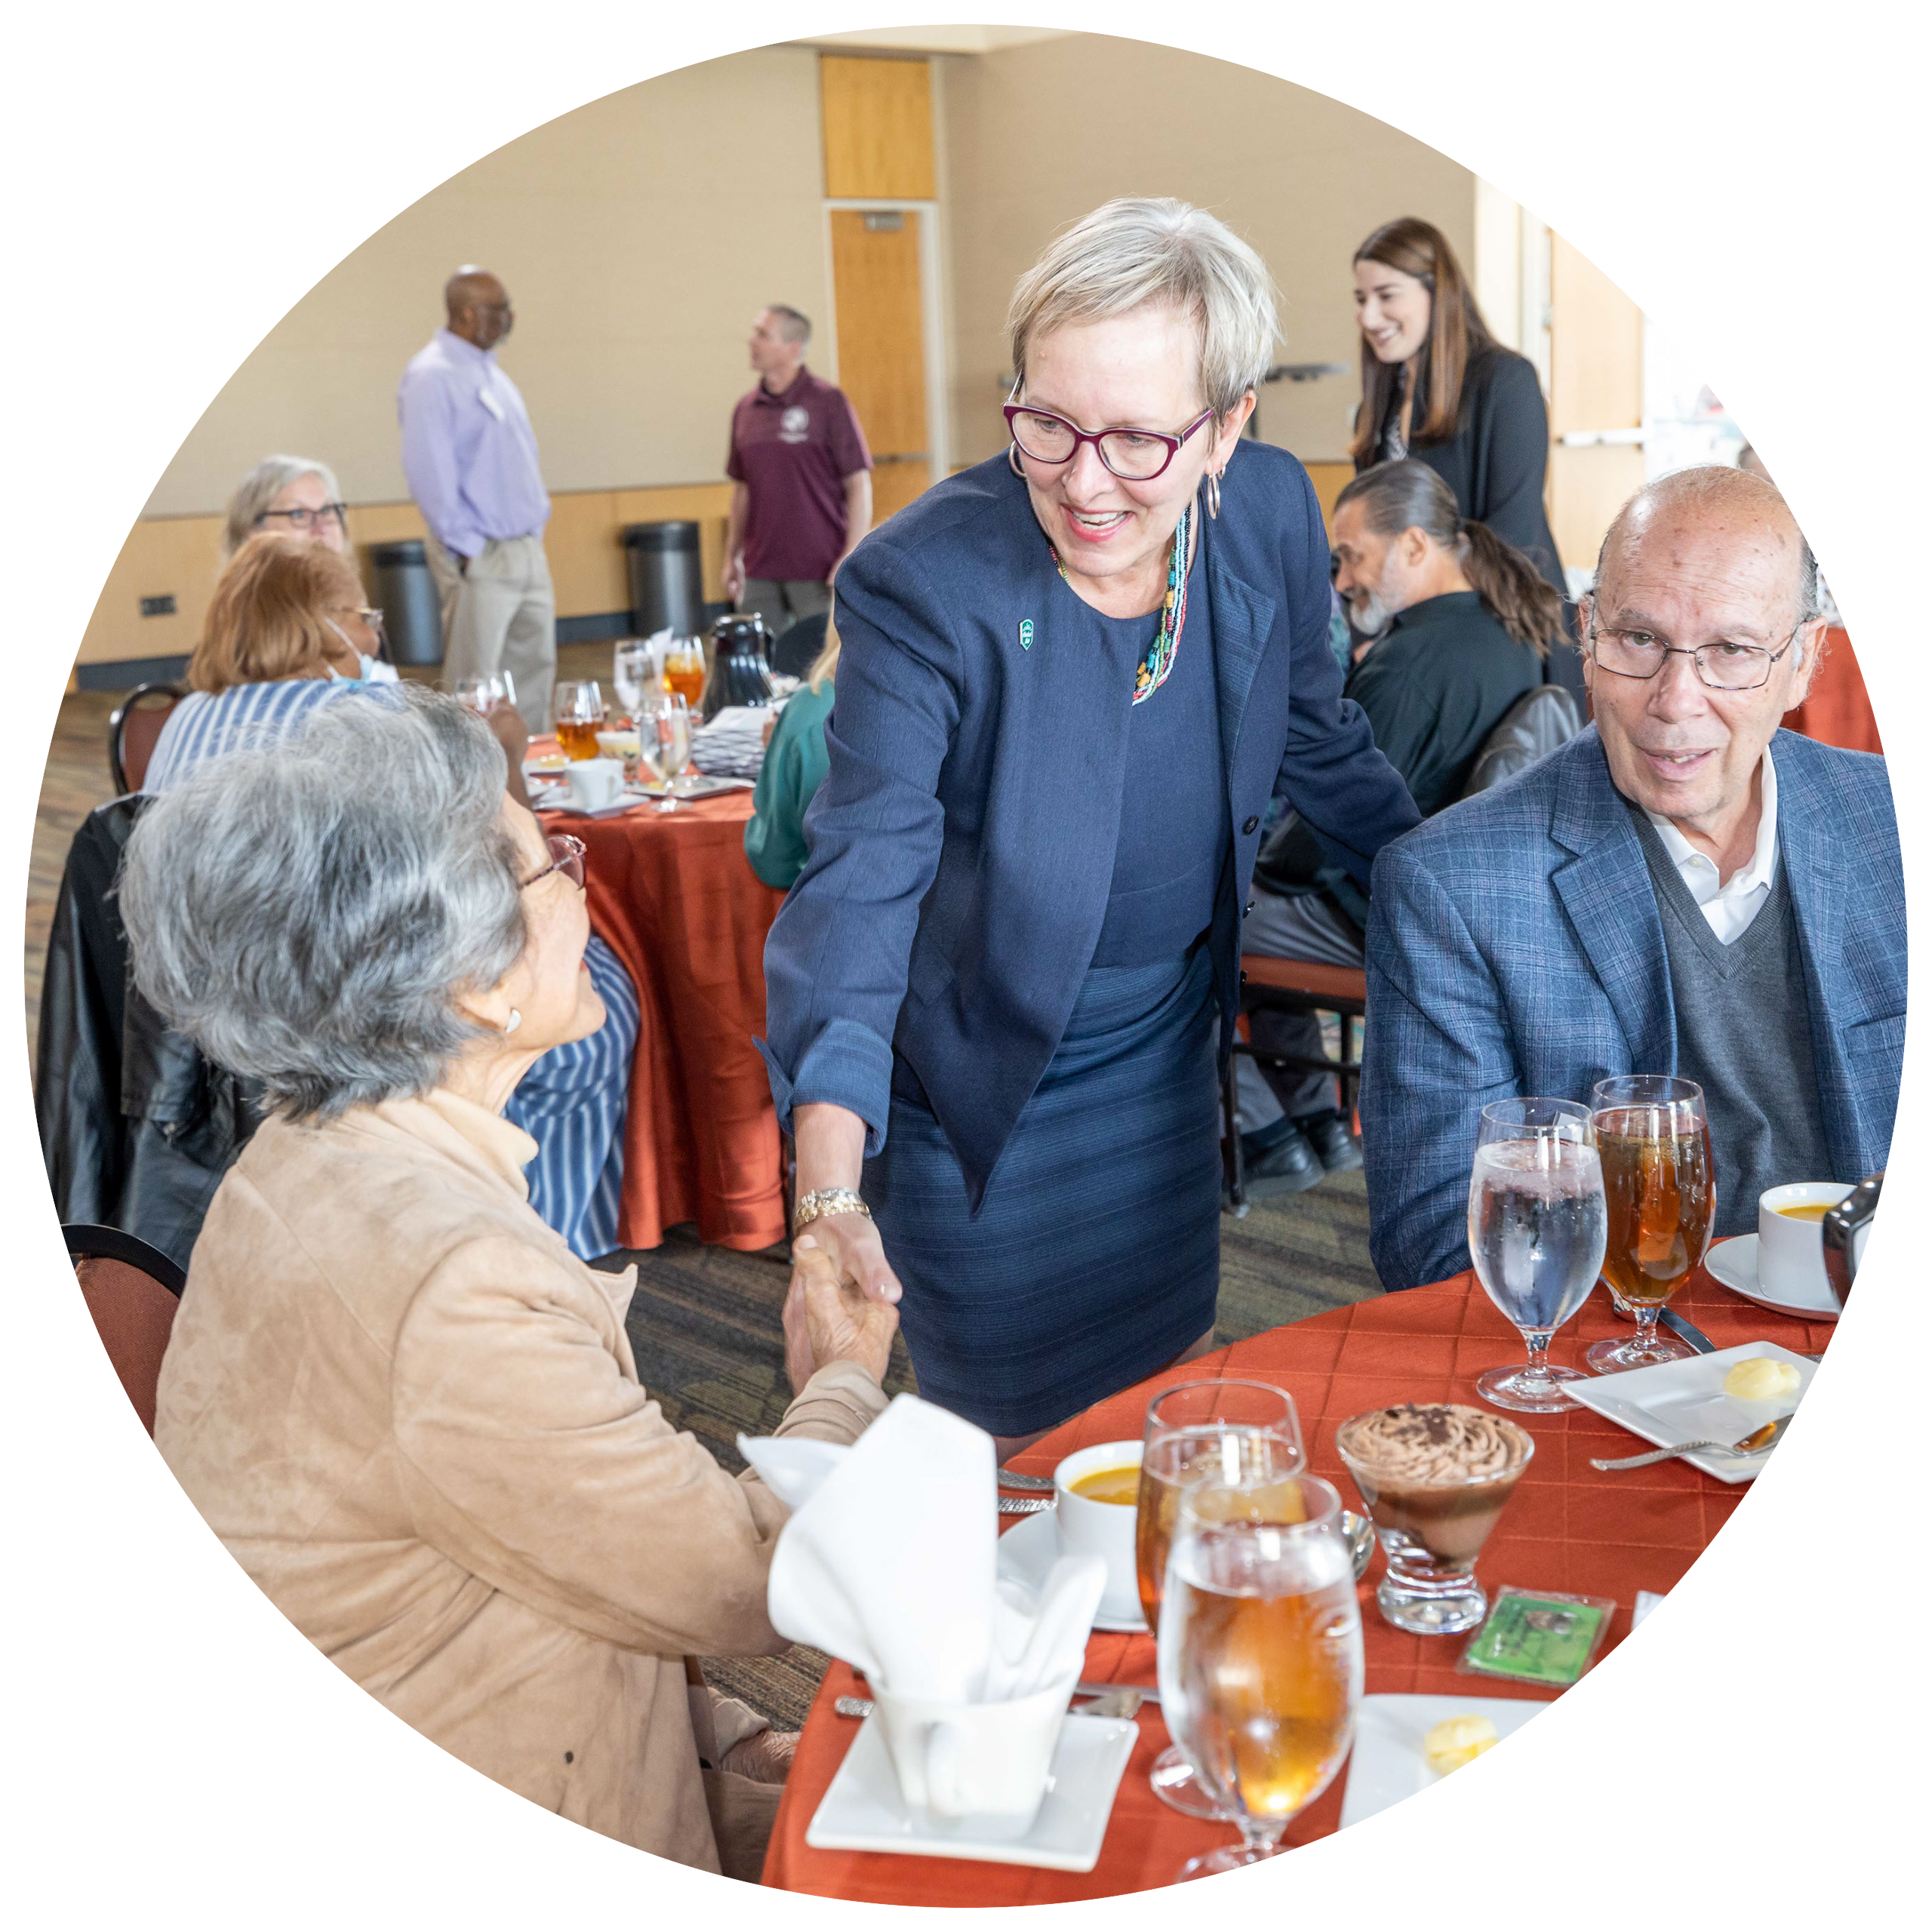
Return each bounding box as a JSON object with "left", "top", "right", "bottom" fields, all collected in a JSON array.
[{"left": 1019, "top": 619, "right": 1035, "bottom": 651}]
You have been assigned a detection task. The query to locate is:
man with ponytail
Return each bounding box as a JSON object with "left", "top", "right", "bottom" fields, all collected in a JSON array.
[{"left": 1236, "top": 459, "right": 1555, "bottom": 1188}]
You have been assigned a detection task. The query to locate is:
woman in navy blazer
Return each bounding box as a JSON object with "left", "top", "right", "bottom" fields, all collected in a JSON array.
[{"left": 761, "top": 201, "right": 1420, "bottom": 1450}]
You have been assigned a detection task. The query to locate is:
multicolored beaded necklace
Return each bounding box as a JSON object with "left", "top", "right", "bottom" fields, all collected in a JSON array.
[{"left": 1048, "top": 500, "right": 1193, "bottom": 705}]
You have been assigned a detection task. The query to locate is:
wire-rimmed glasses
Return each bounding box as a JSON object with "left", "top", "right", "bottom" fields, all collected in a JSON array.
[
  {"left": 1585, "top": 617, "right": 1805, "bottom": 691},
  {"left": 1003, "top": 396, "right": 1215, "bottom": 481},
  {"left": 518, "top": 832, "right": 586, "bottom": 892}
]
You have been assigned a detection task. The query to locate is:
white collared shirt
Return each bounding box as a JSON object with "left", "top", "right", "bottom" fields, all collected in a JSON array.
[{"left": 1644, "top": 747, "right": 1780, "bottom": 944}]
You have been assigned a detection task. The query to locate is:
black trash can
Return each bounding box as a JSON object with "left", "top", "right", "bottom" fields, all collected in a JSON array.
[
  {"left": 368, "top": 540, "right": 445, "bottom": 667},
  {"left": 623, "top": 521, "right": 703, "bottom": 638}
]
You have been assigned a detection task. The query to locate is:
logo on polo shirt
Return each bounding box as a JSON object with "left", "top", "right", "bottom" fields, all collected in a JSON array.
[{"left": 780, "top": 405, "right": 810, "bottom": 444}]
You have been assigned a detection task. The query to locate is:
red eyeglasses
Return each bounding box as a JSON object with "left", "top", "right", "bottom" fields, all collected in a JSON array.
[{"left": 518, "top": 833, "right": 586, "bottom": 891}]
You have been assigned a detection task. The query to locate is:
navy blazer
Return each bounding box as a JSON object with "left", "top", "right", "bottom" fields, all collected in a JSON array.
[
  {"left": 760, "top": 442, "right": 1421, "bottom": 1206},
  {"left": 1361, "top": 725, "right": 1906, "bottom": 1289}
]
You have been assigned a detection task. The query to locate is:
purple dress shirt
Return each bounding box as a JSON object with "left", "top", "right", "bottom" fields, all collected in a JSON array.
[{"left": 396, "top": 328, "right": 551, "bottom": 560}]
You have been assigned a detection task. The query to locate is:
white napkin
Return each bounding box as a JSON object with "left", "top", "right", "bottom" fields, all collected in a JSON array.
[{"left": 741, "top": 1394, "right": 1104, "bottom": 1704}]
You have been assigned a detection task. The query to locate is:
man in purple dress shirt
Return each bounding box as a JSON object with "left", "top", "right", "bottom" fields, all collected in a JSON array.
[
  {"left": 724, "top": 306, "right": 873, "bottom": 638},
  {"left": 398, "top": 268, "right": 555, "bottom": 730}
]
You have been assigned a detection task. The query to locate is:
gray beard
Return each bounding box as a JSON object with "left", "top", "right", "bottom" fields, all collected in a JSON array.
[{"left": 1345, "top": 586, "right": 1396, "bottom": 641}]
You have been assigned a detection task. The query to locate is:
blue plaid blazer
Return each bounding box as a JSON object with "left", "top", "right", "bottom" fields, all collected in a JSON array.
[{"left": 1361, "top": 724, "right": 1905, "bottom": 1289}]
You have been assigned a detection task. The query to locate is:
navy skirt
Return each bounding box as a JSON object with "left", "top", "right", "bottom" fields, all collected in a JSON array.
[{"left": 864, "top": 943, "right": 1221, "bottom": 1437}]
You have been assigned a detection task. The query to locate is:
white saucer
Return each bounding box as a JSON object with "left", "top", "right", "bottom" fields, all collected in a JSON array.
[
  {"left": 805, "top": 1710, "right": 1139, "bottom": 1870},
  {"left": 1704, "top": 1233, "right": 1841, "bottom": 1322},
  {"left": 1338, "top": 1694, "right": 1552, "bottom": 1829},
  {"left": 996, "top": 1509, "right": 1147, "bottom": 1634}
]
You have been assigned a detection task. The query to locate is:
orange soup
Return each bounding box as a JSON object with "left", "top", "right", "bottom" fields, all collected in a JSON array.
[
  {"left": 1776, "top": 1202, "right": 1833, "bottom": 1222},
  {"left": 1069, "top": 1464, "right": 1141, "bottom": 1506}
]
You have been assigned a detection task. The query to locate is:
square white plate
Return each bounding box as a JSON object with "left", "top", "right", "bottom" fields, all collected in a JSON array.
[
  {"left": 804, "top": 1711, "right": 1139, "bottom": 1871},
  {"left": 1566, "top": 1340, "right": 1816, "bottom": 1482},
  {"left": 995, "top": 1509, "right": 1147, "bottom": 1633},
  {"left": 1339, "top": 1694, "right": 1551, "bottom": 1829}
]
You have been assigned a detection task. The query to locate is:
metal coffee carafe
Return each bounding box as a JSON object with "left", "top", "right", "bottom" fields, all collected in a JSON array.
[
  {"left": 1822, "top": 1171, "right": 1881, "bottom": 1310},
  {"left": 701, "top": 613, "right": 777, "bottom": 721}
]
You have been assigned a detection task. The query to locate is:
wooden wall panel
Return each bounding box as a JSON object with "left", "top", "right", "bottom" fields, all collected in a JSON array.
[
  {"left": 820, "top": 55, "right": 935, "bottom": 199},
  {"left": 1304, "top": 461, "right": 1352, "bottom": 534},
  {"left": 1549, "top": 444, "right": 1644, "bottom": 583},
  {"left": 869, "top": 457, "right": 932, "bottom": 528},
  {"left": 77, "top": 483, "right": 738, "bottom": 666},
  {"left": 830, "top": 209, "right": 928, "bottom": 457},
  {"left": 1549, "top": 235, "right": 1642, "bottom": 436}
]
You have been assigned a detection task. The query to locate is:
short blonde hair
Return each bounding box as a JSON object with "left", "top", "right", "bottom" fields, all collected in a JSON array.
[
  {"left": 192, "top": 534, "right": 365, "bottom": 694},
  {"left": 222, "top": 454, "right": 345, "bottom": 560},
  {"left": 1006, "top": 198, "right": 1279, "bottom": 419},
  {"left": 807, "top": 614, "right": 841, "bottom": 694}
]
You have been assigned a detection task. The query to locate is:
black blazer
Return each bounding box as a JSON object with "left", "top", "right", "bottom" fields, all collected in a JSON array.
[
  {"left": 759, "top": 442, "right": 1421, "bottom": 1205},
  {"left": 1365, "top": 343, "right": 1581, "bottom": 692}
]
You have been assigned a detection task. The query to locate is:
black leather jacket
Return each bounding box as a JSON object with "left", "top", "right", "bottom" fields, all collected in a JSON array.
[{"left": 35, "top": 795, "right": 264, "bottom": 1276}]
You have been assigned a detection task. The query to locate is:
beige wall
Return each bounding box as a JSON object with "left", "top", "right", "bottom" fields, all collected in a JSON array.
[
  {"left": 143, "top": 47, "right": 830, "bottom": 516},
  {"left": 937, "top": 36, "right": 1476, "bottom": 469}
]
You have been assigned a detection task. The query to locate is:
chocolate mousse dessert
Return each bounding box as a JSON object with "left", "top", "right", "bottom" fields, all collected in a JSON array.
[{"left": 1336, "top": 1404, "right": 1534, "bottom": 1565}]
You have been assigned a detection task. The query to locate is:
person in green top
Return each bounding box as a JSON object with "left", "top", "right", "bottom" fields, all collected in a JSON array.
[{"left": 744, "top": 620, "right": 840, "bottom": 889}]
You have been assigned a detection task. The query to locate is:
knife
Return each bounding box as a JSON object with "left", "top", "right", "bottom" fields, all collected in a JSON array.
[{"left": 1659, "top": 1307, "right": 1716, "bottom": 1355}]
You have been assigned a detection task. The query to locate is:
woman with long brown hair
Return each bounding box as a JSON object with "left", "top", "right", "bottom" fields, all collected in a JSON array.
[{"left": 1350, "top": 217, "right": 1571, "bottom": 675}]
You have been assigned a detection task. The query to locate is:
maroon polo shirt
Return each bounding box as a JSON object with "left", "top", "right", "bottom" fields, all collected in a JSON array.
[{"left": 726, "top": 366, "right": 872, "bottom": 582}]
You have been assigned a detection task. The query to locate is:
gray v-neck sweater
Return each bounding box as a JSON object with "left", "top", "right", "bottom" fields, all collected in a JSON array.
[{"left": 1630, "top": 808, "right": 1835, "bottom": 1237}]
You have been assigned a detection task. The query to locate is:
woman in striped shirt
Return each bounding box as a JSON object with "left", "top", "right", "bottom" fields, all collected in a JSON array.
[{"left": 146, "top": 531, "right": 638, "bottom": 1259}]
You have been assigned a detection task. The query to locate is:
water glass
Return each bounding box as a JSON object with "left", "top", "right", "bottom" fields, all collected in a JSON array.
[
  {"left": 637, "top": 692, "right": 691, "bottom": 811},
  {"left": 1137, "top": 1381, "right": 1304, "bottom": 1820},
  {"left": 455, "top": 670, "right": 516, "bottom": 715},
  {"left": 612, "top": 641, "right": 654, "bottom": 719},
  {"left": 1469, "top": 1097, "right": 1606, "bottom": 1411},
  {"left": 1586, "top": 1075, "right": 1712, "bottom": 1372},
  {"left": 1158, "top": 1471, "right": 1362, "bottom": 1881}
]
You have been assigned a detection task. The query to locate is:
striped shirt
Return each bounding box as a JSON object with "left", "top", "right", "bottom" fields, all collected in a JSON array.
[
  {"left": 142, "top": 675, "right": 637, "bottom": 1260},
  {"left": 143, "top": 678, "right": 365, "bottom": 793}
]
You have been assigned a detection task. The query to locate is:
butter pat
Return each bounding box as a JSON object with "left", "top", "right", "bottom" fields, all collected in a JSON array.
[
  {"left": 1724, "top": 1357, "right": 1800, "bottom": 1402},
  {"left": 1423, "top": 1715, "right": 1499, "bottom": 1776}
]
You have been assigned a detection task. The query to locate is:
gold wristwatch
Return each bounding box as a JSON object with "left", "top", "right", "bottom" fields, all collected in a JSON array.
[{"left": 792, "top": 1187, "right": 872, "bottom": 1232}]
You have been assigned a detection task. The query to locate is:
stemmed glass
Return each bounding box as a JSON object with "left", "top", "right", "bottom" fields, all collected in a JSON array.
[
  {"left": 1136, "top": 1380, "right": 1303, "bottom": 1820},
  {"left": 612, "top": 641, "right": 654, "bottom": 721},
  {"left": 636, "top": 692, "right": 692, "bottom": 812},
  {"left": 1586, "top": 1075, "right": 1712, "bottom": 1372},
  {"left": 1158, "top": 1470, "right": 1363, "bottom": 1881},
  {"left": 1468, "top": 1098, "right": 1607, "bottom": 1411},
  {"left": 454, "top": 670, "right": 516, "bottom": 715},
  {"left": 552, "top": 679, "right": 607, "bottom": 761}
]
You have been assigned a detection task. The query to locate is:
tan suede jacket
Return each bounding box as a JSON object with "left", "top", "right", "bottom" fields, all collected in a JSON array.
[{"left": 154, "top": 1090, "right": 885, "bottom": 1872}]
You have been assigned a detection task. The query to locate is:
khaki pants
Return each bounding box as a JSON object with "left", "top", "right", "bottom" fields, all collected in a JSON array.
[
  {"left": 738, "top": 577, "right": 831, "bottom": 639},
  {"left": 426, "top": 531, "right": 556, "bottom": 733}
]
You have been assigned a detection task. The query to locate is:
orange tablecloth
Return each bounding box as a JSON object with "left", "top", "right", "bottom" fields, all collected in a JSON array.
[
  {"left": 764, "top": 1256, "right": 1834, "bottom": 1903},
  {"left": 1786, "top": 626, "right": 1881, "bottom": 753},
  {"left": 542, "top": 787, "right": 786, "bottom": 1252}
]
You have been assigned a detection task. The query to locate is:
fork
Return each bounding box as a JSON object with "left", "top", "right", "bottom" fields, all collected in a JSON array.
[
  {"left": 1590, "top": 1414, "right": 1792, "bottom": 1470},
  {"left": 835, "top": 1687, "right": 1146, "bottom": 1721}
]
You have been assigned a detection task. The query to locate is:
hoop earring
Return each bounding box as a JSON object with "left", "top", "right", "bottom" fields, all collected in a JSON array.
[
  {"left": 503, "top": 1009, "right": 522, "bottom": 1035},
  {"left": 1008, "top": 443, "right": 1026, "bottom": 478},
  {"left": 1204, "top": 469, "right": 1222, "bottom": 520}
]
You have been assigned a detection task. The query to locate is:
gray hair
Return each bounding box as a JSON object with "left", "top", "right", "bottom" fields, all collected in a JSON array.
[
  {"left": 221, "top": 454, "right": 345, "bottom": 561},
  {"left": 119, "top": 687, "right": 526, "bottom": 1123},
  {"left": 1006, "top": 198, "right": 1280, "bottom": 419},
  {"left": 764, "top": 303, "right": 811, "bottom": 346},
  {"left": 1595, "top": 464, "right": 1823, "bottom": 628}
]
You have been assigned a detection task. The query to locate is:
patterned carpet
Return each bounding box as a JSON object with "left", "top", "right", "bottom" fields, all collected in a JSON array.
[{"left": 31, "top": 669, "right": 1383, "bottom": 1732}]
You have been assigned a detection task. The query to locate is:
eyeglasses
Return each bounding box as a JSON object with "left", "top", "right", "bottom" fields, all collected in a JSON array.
[
  {"left": 518, "top": 833, "right": 586, "bottom": 891},
  {"left": 256, "top": 503, "right": 348, "bottom": 533},
  {"left": 1586, "top": 617, "right": 1804, "bottom": 693},
  {"left": 1002, "top": 396, "right": 1216, "bottom": 481}
]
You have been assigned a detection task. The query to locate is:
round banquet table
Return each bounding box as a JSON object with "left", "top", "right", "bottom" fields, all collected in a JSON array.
[
  {"left": 539, "top": 785, "right": 786, "bottom": 1252},
  {"left": 762, "top": 1253, "right": 1836, "bottom": 1903}
]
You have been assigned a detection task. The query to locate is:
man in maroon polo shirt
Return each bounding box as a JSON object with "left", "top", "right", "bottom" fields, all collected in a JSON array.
[{"left": 724, "top": 306, "right": 874, "bottom": 637}]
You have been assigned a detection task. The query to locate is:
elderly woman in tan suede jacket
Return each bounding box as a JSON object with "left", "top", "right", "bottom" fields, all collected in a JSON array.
[{"left": 122, "top": 690, "right": 894, "bottom": 1880}]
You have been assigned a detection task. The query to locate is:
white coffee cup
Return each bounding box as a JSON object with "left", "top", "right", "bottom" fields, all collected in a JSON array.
[
  {"left": 1758, "top": 1181, "right": 1864, "bottom": 1304},
  {"left": 563, "top": 758, "right": 624, "bottom": 812},
  {"left": 872, "top": 1674, "right": 1075, "bottom": 1838},
  {"left": 1053, "top": 1439, "right": 1143, "bottom": 1626}
]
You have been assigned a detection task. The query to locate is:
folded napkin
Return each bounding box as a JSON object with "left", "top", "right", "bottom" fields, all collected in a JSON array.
[{"left": 741, "top": 1394, "right": 1104, "bottom": 1704}]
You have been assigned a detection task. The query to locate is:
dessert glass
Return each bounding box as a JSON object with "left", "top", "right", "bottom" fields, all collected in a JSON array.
[{"left": 1335, "top": 1404, "right": 1534, "bottom": 1635}]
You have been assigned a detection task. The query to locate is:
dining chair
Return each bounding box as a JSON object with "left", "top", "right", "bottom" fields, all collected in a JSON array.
[
  {"left": 107, "top": 682, "right": 185, "bottom": 795},
  {"left": 61, "top": 1223, "right": 185, "bottom": 1437}
]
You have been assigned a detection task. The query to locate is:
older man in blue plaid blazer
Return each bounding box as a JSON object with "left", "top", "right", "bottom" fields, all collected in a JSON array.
[{"left": 1362, "top": 468, "right": 1903, "bottom": 1290}]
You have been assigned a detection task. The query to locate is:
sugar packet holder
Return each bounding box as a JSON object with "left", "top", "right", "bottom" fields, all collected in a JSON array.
[{"left": 1455, "top": 1587, "right": 1617, "bottom": 1687}]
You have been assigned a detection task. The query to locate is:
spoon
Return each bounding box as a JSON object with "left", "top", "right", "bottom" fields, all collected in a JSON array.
[{"left": 1590, "top": 1414, "right": 1792, "bottom": 1471}]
